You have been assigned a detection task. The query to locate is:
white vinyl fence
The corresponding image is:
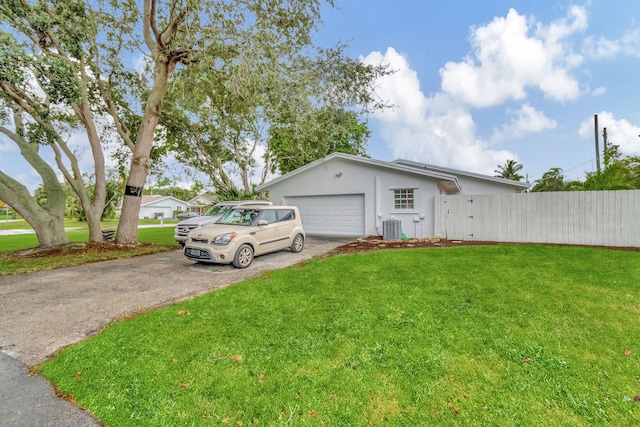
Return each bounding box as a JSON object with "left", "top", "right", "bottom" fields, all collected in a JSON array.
[{"left": 435, "top": 190, "right": 640, "bottom": 247}]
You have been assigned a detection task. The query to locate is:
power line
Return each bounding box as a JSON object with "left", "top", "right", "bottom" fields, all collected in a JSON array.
[{"left": 563, "top": 158, "right": 595, "bottom": 174}]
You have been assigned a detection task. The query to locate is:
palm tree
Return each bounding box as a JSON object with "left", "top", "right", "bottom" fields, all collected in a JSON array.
[
  {"left": 577, "top": 158, "right": 640, "bottom": 190},
  {"left": 531, "top": 167, "right": 578, "bottom": 192},
  {"left": 494, "top": 160, "right": 525, "bottom": 181}
]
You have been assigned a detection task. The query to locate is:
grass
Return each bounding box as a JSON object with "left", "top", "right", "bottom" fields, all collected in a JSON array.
[
  {"left": 38, "top": 245, "right": 640, "bottom": 426},
  {"left": 0, "top": 227, "right": 180, "bottom": 275},
  {"left": 0, "top": 218, "right": 177, "bottom": 232}
]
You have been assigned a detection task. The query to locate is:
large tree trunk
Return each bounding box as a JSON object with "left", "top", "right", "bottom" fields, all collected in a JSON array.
[
  {"left": 0, "top": 122, "right": 69, "bottom": 248},
  {"left": 73, "top": 103, "right": 107, "bottom": 242},
  {"left": 0, "top": 172, "right": 68, "bottom": 248},
  {"left": 76, "top": 64, "right": 107, "bottom": 242},
  {"left": 116, "top": 59, "right": 173, "bottom": 245}
]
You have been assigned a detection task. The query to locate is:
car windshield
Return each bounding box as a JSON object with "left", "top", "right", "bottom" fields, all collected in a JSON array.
[
  {"left": 204, "top": 204, "right": 233, "bottom": 216},
  {"left": 216, "top": 208, "right": 260, "bottom": 226}
]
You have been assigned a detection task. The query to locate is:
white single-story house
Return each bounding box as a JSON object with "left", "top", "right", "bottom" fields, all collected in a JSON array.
[
  {"left": 256, "top": 153, "right": 531, "bottom": 238},
  {"left": 186, "top": 194, "right": 217, "bottom": 215},
  {"left": 139, "top": 195, "right": 189, "bottom": 219}
]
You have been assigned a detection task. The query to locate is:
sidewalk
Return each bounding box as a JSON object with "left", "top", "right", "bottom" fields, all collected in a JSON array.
[
  {"left": 0, "top": 353, "right": 100, "bottom": 426},
  {"left": 0, "top": 223, "right": 176, "bottom": 236}
]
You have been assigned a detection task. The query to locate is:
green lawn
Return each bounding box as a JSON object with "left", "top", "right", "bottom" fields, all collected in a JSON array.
[
  {"left": 0, "top": 227, "right": 180, "bottom": 275},
  {"left": 39, "top": 245, "right": 640, "bottom": 426}
]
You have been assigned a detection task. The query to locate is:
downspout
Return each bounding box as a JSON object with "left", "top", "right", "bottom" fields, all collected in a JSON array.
[{"left": 375, "top": 175, "right": 381, "bottom": 235}]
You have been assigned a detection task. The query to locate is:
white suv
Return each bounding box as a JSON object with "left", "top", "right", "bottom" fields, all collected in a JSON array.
[
  {"left": 183, "top": 205, "right": 305, "bottom": 268},
  {"left": 174, "top": 200, "right": 272, "bottom": 247}
]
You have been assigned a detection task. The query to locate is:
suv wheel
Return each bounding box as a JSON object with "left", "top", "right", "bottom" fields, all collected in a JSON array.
[
  {"left": 290, "top": 234, "right": 304, "bottom": 253},
  {"left": 233, "top": 244, "right": 254, "bottom": 268}
]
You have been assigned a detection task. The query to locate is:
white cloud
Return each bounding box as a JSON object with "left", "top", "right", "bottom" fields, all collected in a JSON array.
[
  {"left": 361, "top": 48, "right": 427, "bottom": 126},
  {"left": 440, "top": 7, "right": 585, "bottom": 107},
  {"left": 492, "top": 104, "right": 557, "bottom": 143},
  {"left": 591, "top": 86, "right": 606, "bottom": 96},
  {"left": 362, "top": 47, "right": 516, "bottom": 175},
  {"left": 133, "top": 53, "right": 152, "bottom": 75},
  {"left": 583, "top": 28, "right": 640, "bottom": 59},
  {"left": 578, "top": 111, "right": 640, "bottom": 155}
]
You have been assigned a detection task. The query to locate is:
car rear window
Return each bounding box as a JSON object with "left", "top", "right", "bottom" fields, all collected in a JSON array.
[{"left": 276, "top": 209, "right": 295, "bottom": 222}]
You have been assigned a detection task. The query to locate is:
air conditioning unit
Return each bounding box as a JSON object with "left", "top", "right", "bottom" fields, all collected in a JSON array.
[{"left": 382, "top": 220, "right": 402, "bottom": 240}]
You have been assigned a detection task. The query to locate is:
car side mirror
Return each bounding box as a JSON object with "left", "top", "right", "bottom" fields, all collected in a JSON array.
[{"left": 258, "top": 219, "right": 268, "bottom": 226}]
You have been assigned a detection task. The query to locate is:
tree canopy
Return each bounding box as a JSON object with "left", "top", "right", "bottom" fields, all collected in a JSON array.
[
  {"left": 2, "top": 0, "right": 382, "bottom": 246},
  {"left": 161, "top": 41, "right": 389, "bottom": 195}
]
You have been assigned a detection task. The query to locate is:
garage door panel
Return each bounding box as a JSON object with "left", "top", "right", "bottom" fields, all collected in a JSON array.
[{"left": 285, "top": 195, "right": 364, "bottom": 236}]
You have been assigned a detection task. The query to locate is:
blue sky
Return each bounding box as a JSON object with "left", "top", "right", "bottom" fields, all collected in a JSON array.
[
  {"left": 1, "top": 0, "right": 640, "bottom": 193},
  {"left": 315, "top": 0, "right": 640, "bottom": 183}
]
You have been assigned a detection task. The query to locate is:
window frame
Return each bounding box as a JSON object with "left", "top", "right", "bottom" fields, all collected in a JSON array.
[{"left": 393, "top": 188, "right": 415, "bottom": 210}]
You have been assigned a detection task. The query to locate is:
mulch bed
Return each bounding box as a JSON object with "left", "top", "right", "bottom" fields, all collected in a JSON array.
[
  {"left": 333, "top": 236, "right": 640, "bottom": 254},
  {"left": 334, "top": 236, "right": 498, "bottom": 253}
]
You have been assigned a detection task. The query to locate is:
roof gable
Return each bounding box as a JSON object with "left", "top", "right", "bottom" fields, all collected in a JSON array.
[
  {"left": 141, "top": 195, "right": 188, "bottom": 207},
  {"left": 188, "top": 194, "right": 216, "bottom": 205},
  {"left": 257, "top": 153, "right": 461, "bottom": 192},
  {"left": 392, "top": 159, "right": 531, "bottom": 190}
]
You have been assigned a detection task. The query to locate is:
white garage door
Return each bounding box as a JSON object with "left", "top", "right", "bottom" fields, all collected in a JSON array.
[{"left": 286, "top": 195, "right": 365, "bottom": 236}]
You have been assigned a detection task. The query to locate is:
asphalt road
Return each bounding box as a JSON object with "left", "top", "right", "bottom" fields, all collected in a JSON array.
[{"left": 0, "top": 235, "right": 352, "bottom": 426}]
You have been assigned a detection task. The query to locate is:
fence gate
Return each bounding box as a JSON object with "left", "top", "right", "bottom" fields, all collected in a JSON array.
[{"left": 437, "top": 195, "right": 476, "bottom": 240}]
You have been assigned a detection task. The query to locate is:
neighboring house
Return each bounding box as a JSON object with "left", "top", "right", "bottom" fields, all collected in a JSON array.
[
  {"left": 139, "top": 195, "right": 189, "bottom": 219},
  {"left": 186, "top": 194, "right": 217, "bottom": 215},
  {"left": 256, "top": 153, "right": 531, "bottom": 238}
]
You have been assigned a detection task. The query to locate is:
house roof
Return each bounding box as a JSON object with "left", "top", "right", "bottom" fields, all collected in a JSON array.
[
  {"left": 392, "top": 159, "right": 532, "bottom": 191},
  {"left": 256, "top": 152, "right": 462, "bottom": 193},
  {"left": 187, "top": 194, "right": 216, "bottom": 205},
  {"left": 140, "top": 195, "right": 188, "bottom": 207}
]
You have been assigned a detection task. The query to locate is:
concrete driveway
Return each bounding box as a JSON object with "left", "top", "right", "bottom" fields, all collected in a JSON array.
[
  {"left": 0, "top": 235, "right": 352, "bottom": 426},
  {"left": 0, "top": 235, "right": 352, "bottom": 367}
]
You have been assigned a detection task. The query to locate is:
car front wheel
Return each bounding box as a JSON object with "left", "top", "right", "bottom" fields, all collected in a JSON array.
[
  {"left": 233, "top": 244, "right": 254, "bottom": 268},
  {"left": 290, "top": 234, "right": 304, "bottom": 253}
]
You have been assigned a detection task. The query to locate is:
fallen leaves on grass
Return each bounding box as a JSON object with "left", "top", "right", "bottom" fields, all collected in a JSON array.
[
  {"left": 258, "top": 374, "right": 265, "bottom": 381},
  {"left": 447, "top": 401, "right": 461, "bottom": 414},
  {"left": 177, "top": 310, "right": 191, "bottom": 316},
  {"left": 310, "top": 410, "right": 317, "bottom": 418},
  {"left": 623, "top": 349, "right": 631, "bottom": 356},
  {"left": 231, "top": 355, "right": 243, "bottom": 363},
  {"left": 523, "top": 357, "right": 532, "bottom": 364},
  {"left": 179, "top": 383, "right": 188, "bottom": 388}
]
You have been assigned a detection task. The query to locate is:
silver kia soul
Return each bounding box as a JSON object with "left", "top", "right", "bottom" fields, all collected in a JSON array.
[{"left": 183, "top": 205, "right": 305, "bottom": 268}]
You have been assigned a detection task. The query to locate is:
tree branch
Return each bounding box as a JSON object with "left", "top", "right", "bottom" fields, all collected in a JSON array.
[{"left": 143, "top": 0, "right": 159, "bottom": 54}]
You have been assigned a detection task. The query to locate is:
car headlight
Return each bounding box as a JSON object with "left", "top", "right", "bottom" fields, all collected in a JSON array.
[{"left": 212, "top": 232, "right": 237, "bottom": 245}]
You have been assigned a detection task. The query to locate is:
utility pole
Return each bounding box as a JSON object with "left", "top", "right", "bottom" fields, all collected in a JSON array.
[
  {"left": 594, "top": 114, "right": 601, "bottom": 173},
  {"left": 603, "top": 127, "right": 608, "bottom": 166}
]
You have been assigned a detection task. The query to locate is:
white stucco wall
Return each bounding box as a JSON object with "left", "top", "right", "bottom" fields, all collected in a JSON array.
[
  {"left": 262, "top": 155, "right": 531, "bottom": 239},
  {"left": 267, "top": 157, "right": 442, "bottom": 238}
]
